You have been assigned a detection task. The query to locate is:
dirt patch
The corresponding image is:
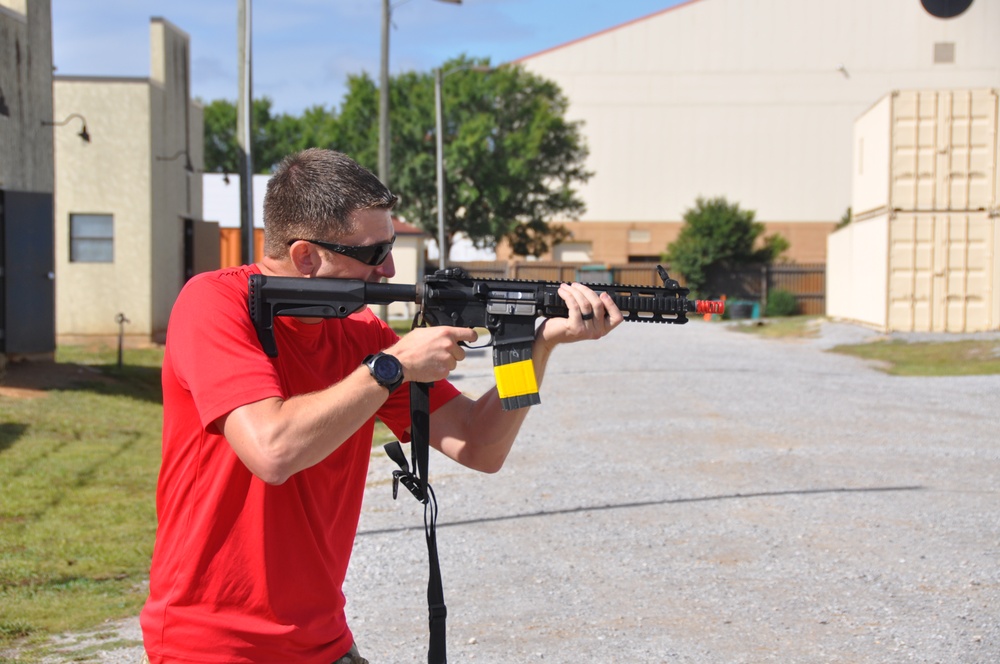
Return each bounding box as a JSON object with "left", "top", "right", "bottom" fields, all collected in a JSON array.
[{"left": 0, "top": 359, "right": 112, "bottom": 399}]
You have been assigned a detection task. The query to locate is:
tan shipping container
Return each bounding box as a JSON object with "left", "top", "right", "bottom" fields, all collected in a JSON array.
[
  {"left": 888, "top": 211, "right": 998, "bottom": 333},
  {"left": 852, "top": 89, "right": 999, "bottom": 220},
  {"left": 828, "top": 211, "right": 999, "bottom": 333}
]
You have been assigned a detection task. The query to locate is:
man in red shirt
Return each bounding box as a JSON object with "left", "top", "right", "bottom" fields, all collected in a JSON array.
[{"left": 140, "top": 148, "right": 622, "bottom": 663}]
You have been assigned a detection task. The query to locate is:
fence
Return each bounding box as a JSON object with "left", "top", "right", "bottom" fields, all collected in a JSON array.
[
  {"left": 447, "top": 261, "right": 827, "bottom": 316},
  {"left": 215, "top": 230, "right": 826, "bottom": 316}
]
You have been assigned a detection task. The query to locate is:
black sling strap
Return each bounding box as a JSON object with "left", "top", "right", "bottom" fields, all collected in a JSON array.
[{"left": 384, "top": 381, "right": 447, "bottom": 664}]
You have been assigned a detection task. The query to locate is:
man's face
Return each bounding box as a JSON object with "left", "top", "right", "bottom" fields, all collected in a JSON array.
[{"left": 315, "top": 208, "right": 397, "bottom": 282}]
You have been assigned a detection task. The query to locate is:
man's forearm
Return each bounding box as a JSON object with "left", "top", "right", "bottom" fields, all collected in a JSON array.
[{"left": 431, "top": 333, "right": 556, "bottom": 473}]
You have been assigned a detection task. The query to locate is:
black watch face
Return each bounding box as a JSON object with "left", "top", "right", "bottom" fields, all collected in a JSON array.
[{"left": 373, "top": 356, "right": 401, "bottom": 382}]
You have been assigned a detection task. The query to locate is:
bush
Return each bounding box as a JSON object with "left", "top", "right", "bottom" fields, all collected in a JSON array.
[{"left": 765, "top": 289, "right": 798, "bottom": 317}]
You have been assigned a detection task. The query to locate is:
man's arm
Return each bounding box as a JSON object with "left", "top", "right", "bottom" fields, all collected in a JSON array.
[
  {"left": 219, "top": 325, "right": 477, "bottom": 485},
  {"left": 426, "top": 283, "right": 624, "bottom": 473}
]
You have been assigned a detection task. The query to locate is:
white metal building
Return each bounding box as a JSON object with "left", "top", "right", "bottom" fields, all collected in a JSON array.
[{"left": 516, "top": 0, "right": 1000, "bottom": 264}]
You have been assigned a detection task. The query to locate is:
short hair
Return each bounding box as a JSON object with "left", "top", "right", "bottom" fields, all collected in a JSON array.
[{"left": 262, "top": 148, "right": 398, "bottom": 258}]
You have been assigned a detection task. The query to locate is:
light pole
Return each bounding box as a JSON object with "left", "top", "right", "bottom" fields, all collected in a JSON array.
[
  {"left": 379, "top": 0, "right": 462, "bottom": 188},
  {"left": 434, "top": 64, "right": 491, "bottom": 268}
]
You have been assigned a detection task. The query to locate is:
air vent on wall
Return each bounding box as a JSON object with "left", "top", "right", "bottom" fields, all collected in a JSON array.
[{"left": 934, "top": 42, "right": 956, "bottom": 63}]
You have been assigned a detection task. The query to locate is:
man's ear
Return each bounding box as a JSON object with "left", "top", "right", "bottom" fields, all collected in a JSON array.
[{"left": 288, "top": 240, "right": 321, "bottom": 277}]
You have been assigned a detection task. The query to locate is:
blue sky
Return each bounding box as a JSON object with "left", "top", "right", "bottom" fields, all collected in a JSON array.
[{"left": 51, "top": 0, "right": 686, "bottom": 115}]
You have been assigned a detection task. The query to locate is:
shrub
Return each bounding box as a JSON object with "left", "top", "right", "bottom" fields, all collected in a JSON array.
[{"left": 765, "top": 289, "right": 798, "bottom": 317}]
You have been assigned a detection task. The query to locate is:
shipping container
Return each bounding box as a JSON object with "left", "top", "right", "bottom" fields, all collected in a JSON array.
[
  {"left": 827, "top": 211, "right": 999, "bottom": 333},
  {"left": 826, "top": 214, "right": 890, "bottom": 329},
  {"left": 888, "top": 211, "right": 998, "bottom": 333},
  {"left": 851, "top": 89, "right": 999, "bottom": 220}
]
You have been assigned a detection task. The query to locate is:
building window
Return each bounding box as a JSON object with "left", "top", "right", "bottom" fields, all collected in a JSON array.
[{"left": 70, "top": 213, "right": 114, "bottom": 263}]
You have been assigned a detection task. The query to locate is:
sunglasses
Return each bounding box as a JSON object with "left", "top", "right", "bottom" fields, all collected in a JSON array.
[{"left": 290, "top": 235, "right": 396, "bottom": 266}]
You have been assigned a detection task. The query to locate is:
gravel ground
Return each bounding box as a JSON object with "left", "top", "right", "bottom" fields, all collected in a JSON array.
[{"left": 11, "top": 320, "right": 999, "bottom": 663}]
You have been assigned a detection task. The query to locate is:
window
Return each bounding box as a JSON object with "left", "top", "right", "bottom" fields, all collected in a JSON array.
[{"left": 70, "top": 213, "right": 114, "bottom": 263}]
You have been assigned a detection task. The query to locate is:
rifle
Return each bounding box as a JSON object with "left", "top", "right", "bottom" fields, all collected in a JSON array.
[{"left": 248, "top": 265, "right": 724, "bottom": 410}]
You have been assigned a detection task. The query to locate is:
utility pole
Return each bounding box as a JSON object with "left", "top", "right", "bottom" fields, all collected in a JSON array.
[
  {"left": 237, "top": 0, "right": 255, "bottom": 264},
  {"left": 378, "top": 0, "right": 391, "bottom": 186}
]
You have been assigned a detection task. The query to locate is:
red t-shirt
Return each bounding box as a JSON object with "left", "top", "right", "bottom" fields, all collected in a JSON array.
[{"left": 140, "top": 265, "right": 460, "bottom": 663}]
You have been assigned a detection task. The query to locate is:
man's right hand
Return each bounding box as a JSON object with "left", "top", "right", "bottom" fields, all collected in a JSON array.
[{"left": 386, "top": 326, "right": 479, "bottom": 385}]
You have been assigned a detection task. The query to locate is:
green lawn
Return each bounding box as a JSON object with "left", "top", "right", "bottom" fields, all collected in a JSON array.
[
  {"left": 0, "top": 345, "right": 396, "bottom": 660},
  {"left": 829, "top": 338, "right": 1000, "bottom": 376},
  {"left": 0, "top": 346, "right": 163, "bottom": 655},
  {"left": 730, "top": 316, "right": 1000, "bottom": 376}
]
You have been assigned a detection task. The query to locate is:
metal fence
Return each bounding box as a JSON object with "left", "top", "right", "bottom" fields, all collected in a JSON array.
[{"left": 447, "top": 261, "right": 827, "bottom": 316}]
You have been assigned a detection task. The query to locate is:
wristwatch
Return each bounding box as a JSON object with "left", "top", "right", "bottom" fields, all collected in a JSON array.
[{"left": 364, "top": 353, "right": 404, "bottom": 393}]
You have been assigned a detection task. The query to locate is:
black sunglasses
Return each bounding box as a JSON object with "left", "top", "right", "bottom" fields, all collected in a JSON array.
[{"left": 289, "top": 235, "right": 396, "bottom": 266}]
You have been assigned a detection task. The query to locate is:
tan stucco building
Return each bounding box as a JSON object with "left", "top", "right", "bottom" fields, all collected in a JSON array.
[
  {"left": 513, "top": 0, "right": 1000, "bottom": 265},
  {"left": 53, "top": 18, "right": 213, "bottom": 343}
]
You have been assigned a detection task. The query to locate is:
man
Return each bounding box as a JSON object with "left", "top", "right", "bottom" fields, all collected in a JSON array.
[{"left": 140, "top": 148, "right": 622, "bottom": 663}]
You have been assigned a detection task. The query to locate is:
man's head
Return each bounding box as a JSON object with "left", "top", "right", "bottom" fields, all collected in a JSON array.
[{"left": 263, "top": 148, "right": 398, "bottom": 260}]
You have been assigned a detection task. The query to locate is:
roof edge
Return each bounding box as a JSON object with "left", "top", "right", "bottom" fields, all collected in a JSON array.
[{"left": 514, "top": 0, "right": 705, "bottom": 63}]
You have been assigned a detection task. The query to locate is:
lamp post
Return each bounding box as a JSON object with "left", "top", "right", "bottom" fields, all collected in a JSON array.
[
  {"left": 379, "top": 0, "right": 462, "bottom": 188},
  {"left": 434, "top": 64, "right": 491, "bottom": 269}
]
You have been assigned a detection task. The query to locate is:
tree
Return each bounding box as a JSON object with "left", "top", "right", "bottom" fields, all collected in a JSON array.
[
  {"left": 347, "top": 57, "right": 591, "bottom": 259},
  {"left": 200, "top": 59, "right": 591, "bottom": 259},
  {"left": 663, "top": 197, "right": 788, "bottom": 297},
  {"left": 201, "top": 97, "right": 339, "bottom": 174}
]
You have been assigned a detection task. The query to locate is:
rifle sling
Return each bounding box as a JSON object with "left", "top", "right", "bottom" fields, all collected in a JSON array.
[{"left": 384, "top": 381, "right": 448, "bottom": 664}]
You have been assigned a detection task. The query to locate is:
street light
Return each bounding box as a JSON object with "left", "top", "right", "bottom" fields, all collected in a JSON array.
[
  {"left": 379, "top": 0, "right": 461, "bottom": 187},
  {"left": 434, "top": 64, "right": 492, "bottom": 268}
]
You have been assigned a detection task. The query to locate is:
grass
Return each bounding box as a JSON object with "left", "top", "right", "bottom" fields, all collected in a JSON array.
[
  {"left": 0, "top": 344, "right": 396, "bottom": 660},
  {"left": 729, "top": 315, "right": 1000, "bottom": 376},
  {"left": 0, "top": 346, "right": 164, "bottom": 658},
  {"left": 829, "top": 338, "right": 1000, "bottom": 376}
]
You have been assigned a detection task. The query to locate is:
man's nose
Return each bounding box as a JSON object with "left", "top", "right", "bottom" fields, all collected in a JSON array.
[{"left": 375, "top": 251, "right": 396, "bottom": 279}]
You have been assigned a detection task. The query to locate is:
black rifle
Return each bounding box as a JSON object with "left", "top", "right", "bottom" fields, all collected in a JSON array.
[
  {"left": 248, "top": 265, "right": 723, "bottom": 410},
  {"left": 247, "top": 265, "right": 722, "bottom": 664}
]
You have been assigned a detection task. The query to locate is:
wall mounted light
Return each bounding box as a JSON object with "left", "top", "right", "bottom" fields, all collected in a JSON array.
[
  {"left": 156, "top": 149, "right": 194, "bottom": 173},
  {"left": 42, "top": 113, "right": 90, "bottom": 142}
]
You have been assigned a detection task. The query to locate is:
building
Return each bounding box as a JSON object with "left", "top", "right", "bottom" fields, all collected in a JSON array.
[
  {"left": 514, "top": 0, "right": 1000, "bottom": 265},
  {"left": 53, "top": 18, "right": 214, "bottom": 344},
  {"left": 0, "top": 0, "right": 55, "bottom": 358}
]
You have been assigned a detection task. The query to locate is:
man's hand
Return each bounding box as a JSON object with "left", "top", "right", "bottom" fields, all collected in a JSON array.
[
  {"left": 387, "top": 326, "right": 479, "bottom": 385},
  {"left": 537, "top": 282, "right": 624, "bottom": 350}
]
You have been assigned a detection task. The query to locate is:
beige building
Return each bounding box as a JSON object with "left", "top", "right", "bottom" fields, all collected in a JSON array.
[
  {"left": 53, "top": 18, "right": 214, "bottom": 344},
  {"left": 515, "top": 0, "right": 1000, "bottom": 265},
  {"left": 0, "top": 0, "right": 55, "bottom": 357}
]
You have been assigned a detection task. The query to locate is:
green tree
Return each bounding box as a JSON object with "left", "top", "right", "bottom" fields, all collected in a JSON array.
[
  {"left": 201, "top": 97, "right": 339, "bottom": 174},
  {"left": 200, "top": 60, "right": 591, "bottom": 259},
  {"left": 344, "top": 57, "right": 590, "bottom": 258},
  {"left": 332, "top": 73, "right": 380, "bottom": 170},
  {"left": 663, "top": 197, "right": 789, "bottom": 297}
]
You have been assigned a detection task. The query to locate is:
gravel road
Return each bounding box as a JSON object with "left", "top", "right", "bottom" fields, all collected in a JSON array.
[{"left": 15, "top": 320, "right": 1000, "bottom": 663}]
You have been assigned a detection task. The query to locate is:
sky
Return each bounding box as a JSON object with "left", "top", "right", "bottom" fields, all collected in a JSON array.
[{"left": 51, "top": 0, "right": 687, "bottom": 116}]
